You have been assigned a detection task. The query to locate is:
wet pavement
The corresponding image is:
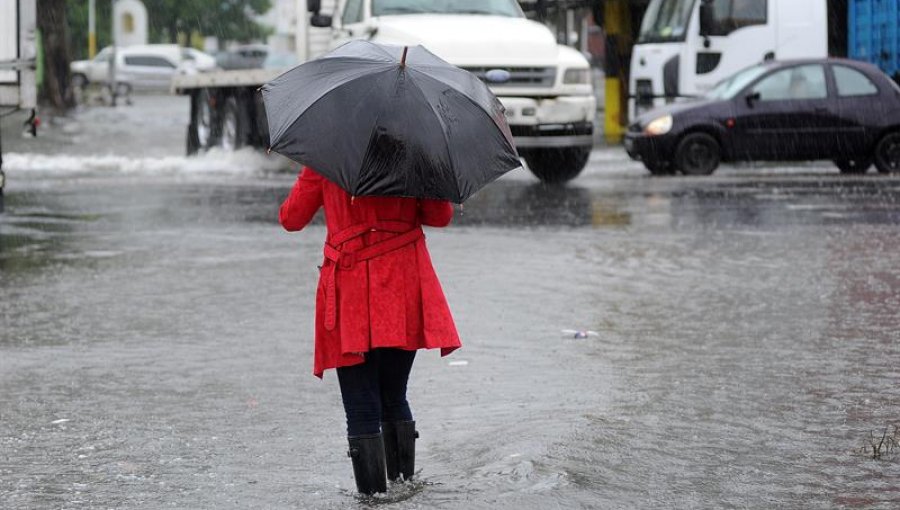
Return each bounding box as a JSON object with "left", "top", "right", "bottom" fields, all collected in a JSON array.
[{"left": 1, "top": 95, "right": 900, "bottom": 509}]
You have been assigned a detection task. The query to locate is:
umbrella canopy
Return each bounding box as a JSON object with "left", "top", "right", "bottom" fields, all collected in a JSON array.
[{"left": 261, "top": 40, "right": 521, "bottom": 203}]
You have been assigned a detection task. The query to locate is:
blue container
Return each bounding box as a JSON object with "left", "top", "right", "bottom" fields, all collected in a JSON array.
[{"left": 848, "top": 0, "right": 900, "bottom": 78}]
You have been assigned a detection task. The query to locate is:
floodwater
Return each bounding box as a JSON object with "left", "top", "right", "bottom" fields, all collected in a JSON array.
[{"left": 1, "top": 96, "right": 899, "bottom": 509}]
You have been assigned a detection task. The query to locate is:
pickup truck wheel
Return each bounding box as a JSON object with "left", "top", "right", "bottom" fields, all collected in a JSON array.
[
  {"left": 873, "top": 131, "right": 900, "bottom": 173},
  {"left": 675, "top": 132, "right": 720, "bottom": 176},
  {"left": 219, "top": 97, "right": 248, "bottom": 151},
  {"left": 71, "top": 73, "right": 88, "bottom": 90},
  {"left": 523, "top": 147, "right": 590, "bottom": 183}
]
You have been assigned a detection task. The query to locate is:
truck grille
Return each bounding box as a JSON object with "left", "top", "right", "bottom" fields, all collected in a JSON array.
[
  {"left": 462, "top": 67, "right": 557, "bottom": 88},
  {"left": 635, "top": 79, "right": 654, "bottom": 108}
]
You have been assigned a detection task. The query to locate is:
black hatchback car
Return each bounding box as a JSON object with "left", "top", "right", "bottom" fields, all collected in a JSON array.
[{"left": 624, "top": 58, "right": 900, "bottom": 176}]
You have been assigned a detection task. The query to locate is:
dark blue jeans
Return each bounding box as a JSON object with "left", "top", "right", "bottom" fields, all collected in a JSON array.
[{"left": 337, "top": 348, "right": 417, "bottom": 437}]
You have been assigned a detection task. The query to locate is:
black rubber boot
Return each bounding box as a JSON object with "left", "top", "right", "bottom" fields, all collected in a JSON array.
[
  {"left": 382, "top": 420, "right": 418, "bottom": 481},
  {"left": 382, "top": 422, "right": 400, "bottom": 481},
  {"left": 347, "top": 434, "right": 387, "bottom": 495}
]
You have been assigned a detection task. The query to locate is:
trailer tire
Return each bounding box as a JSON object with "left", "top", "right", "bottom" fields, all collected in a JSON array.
[
  {"left": 190, "top": 89, "right": 215, "bottom": 152},
  {"left": 523, "top": 147, "right": 590, "bottom": 183},
  {"left": 186, "top": 125, "right": 200, "bottom": 156},
  {"left": 219, "top": 97, "right": 249, "bottom": 151}
]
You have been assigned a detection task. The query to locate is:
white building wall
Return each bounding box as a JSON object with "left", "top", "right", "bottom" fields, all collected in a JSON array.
[{"left": 113, "top": 0, "right": 149, "bottom": 47}]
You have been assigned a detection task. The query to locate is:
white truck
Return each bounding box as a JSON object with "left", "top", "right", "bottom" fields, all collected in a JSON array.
[
  {"left": 0, "top": 0, "right": 38, "bottom": 211},
  {"left": 172, "top": 0, "right": 597, "bottom": 183},
  {"left": 629, "top": 0, "right": 827, "bottom": 119}
]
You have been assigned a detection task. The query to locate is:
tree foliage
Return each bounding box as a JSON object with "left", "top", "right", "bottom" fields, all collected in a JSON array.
[
  {"left": 142, "top": 0, "right": 273, "bottom": 44},
  {"left": 39, "top": 0, "right": 75, "bottom": 110},
  {"left": 66, "top": 0, "right": 273, "bottom": 59}
]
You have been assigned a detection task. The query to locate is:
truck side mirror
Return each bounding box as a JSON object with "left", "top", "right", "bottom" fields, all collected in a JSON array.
[
  {"left": 745, "top": 91, "right": 761, "bottom": 108},
  {"left": 310, "top": 13, "right": 333, "bottom": 28},
  {"left": 307, "top": 0, "right": 321, "bottom": 13},
  {"left": 699, "top": 0, "right": 714, "bottom": 37}
]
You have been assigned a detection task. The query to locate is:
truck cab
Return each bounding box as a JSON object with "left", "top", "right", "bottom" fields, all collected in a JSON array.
[
  {"left": 313, "top": 0, "right": 597, "bottom": 182},
  {"left": 629, "top": 0, "right": 827, "bottom": 120},
  {"left": 0, "top": 0, "right": 38, "bottom": 212}
]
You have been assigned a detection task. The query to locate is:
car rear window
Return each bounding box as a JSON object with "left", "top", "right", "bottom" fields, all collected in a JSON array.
[
  {"left": 833, "top": 65, "right": 878, "bottom": 97},
  {"left": 124, "top": 55, "right": 176, "bottom": 68}
]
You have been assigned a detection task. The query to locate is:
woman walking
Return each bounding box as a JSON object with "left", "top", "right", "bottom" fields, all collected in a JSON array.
[{"left": 279, "top": 166, "right": 461, "bottom": 495}]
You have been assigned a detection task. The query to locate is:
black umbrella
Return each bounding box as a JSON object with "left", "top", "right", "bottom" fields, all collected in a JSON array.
[{"left": 261, "top": 40, "right": 521, "bottom": 203}]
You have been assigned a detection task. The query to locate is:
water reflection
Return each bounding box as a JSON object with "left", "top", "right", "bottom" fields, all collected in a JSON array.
[
  {"left": 669, "top": 178, "right": 900, "bottom": 228},
  {"left": 0, "top": 193, "right": 83, "bottom": 275},
  {"left": 459, "top": 181, "right": 631, "bottom": 228}
]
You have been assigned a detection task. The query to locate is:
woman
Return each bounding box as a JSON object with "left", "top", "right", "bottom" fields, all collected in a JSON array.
[{"left": 279, "top": 166, "right": 461, "bottom": 495}]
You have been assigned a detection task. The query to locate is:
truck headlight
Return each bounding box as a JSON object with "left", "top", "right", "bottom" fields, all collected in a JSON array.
[
  {"left": 644, "top": 115, "right": 673, "bottom": 136},
  {"left": 563, "top": 68, "right": 590, "bottom": 84}
]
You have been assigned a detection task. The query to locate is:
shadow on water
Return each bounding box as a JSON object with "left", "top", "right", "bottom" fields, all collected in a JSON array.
[
  {"left": 457, "top": 181, "right": 631, "bottom": 228},
  {"left": 0, "top": 193, "right": 89, "bottom": 276},
  {"left": 664, "top": 176, "right": 900, "bottom": 229}
]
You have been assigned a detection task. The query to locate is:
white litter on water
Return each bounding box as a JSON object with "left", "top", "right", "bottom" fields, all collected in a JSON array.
[
  {"left": 50, "top": 418, "right": 70, "bottom": 424},
  {"left": 448, "top": 360, "right": 469, "bottom": 366},
  {"left": 2, "top": 148, "right": 290, "bottom": 176},
  {"left": 561, "top": 329, "right": 600, "bottom": 339}
]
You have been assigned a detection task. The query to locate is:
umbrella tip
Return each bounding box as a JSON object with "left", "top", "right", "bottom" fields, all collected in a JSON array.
[
  {"left": 266, "top": 147, "right": 272, "bottom": 155},
  {"left": 401, "top": 46, "right": 408, "bottom": 67}
]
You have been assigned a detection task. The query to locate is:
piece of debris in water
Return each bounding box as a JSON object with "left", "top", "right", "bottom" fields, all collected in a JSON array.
[{"left": 561, "top": 329, "right": 600, "bottom": 339}]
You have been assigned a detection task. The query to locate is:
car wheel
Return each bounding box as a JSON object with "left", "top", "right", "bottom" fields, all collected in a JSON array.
[
  {"left": 675, "top": 132, "right": 720, "bottom": 176},
  {"left": 644, "top": 160, "right": 674, "bottom": 176},
  {"left": 834, "top": 158, "right": 871, "bottom": 174},
  {"left": 873, "top": 131, "right": 900, "bottom": 174},
  {"left": 218, "top": 97, "right": 248, "bottom": 151},
  {"left": 71, "top": 73, "right": 88, "bottom": 90},
  {"left": 523, "top": 147, "right": 590, "bottom": 183}
]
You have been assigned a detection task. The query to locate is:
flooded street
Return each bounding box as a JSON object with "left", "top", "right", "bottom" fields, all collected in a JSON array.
[{"left": 2, "top": 96, "right": 899, "bottom": 509}]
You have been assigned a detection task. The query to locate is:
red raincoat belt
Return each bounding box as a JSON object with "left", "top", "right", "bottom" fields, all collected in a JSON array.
[{"left": 322, "top": 221, "right": 424, "bottom": 331}]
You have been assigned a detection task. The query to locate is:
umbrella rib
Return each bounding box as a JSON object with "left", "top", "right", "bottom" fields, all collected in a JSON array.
[
  {"left": 268, "top": 66, "right": 395, "bottom": 148},
  {"left": 404, "top": 71, "right": 460, "bottom": 202},
  {"left": 408, "top": 69, "right": 521, "bottom": 200},
  {"left": 356, "top": 68, "right": 407, "bottom": 197}
]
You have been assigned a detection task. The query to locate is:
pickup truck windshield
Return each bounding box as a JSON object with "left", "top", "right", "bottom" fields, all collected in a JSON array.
[
  {"left": 372, "top": 0, "right": 522, "bottom": 17},
  {"left": 638, "top": 0, "right": 697, "bottom": 43}
]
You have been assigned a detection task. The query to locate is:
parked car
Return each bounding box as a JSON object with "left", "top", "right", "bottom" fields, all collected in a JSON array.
[
  {"left": 70, "top": 45, "right": 216, "bottom": 91},
  {"left": 624, "top": 58, "right": 900, "bottom": 175},
  {"left": 262, "top": 51, "right": 299, "bottom": 70},
  {"left": 214, "top": 44, "right": 268, "bottom": 70},
  {"left": 179, "top": 47, "right": 218, "bottom": 74}
]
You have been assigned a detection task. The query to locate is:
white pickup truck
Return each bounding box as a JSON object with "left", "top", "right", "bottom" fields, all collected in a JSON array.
[{"left": 173, "top": 0, "right": 597, "bottom": 183}]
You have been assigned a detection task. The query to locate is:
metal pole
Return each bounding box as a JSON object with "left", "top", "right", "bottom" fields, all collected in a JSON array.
[
  {"left": 109, "top": 0, "right": 117, "bottom": 106},
  {"left": 88, "top": 0, "right": 96, "bottom": 58},
  {"left": 1, "top": 125, "right": 5, "bottom": 213},
  {"left": 295, "top": 0, "right": 310, "bottom": 62}
]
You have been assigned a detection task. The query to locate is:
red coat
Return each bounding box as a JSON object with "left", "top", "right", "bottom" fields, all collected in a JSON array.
[{"left": 280, "top": 167, "right": 461, "bottom": 377}]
